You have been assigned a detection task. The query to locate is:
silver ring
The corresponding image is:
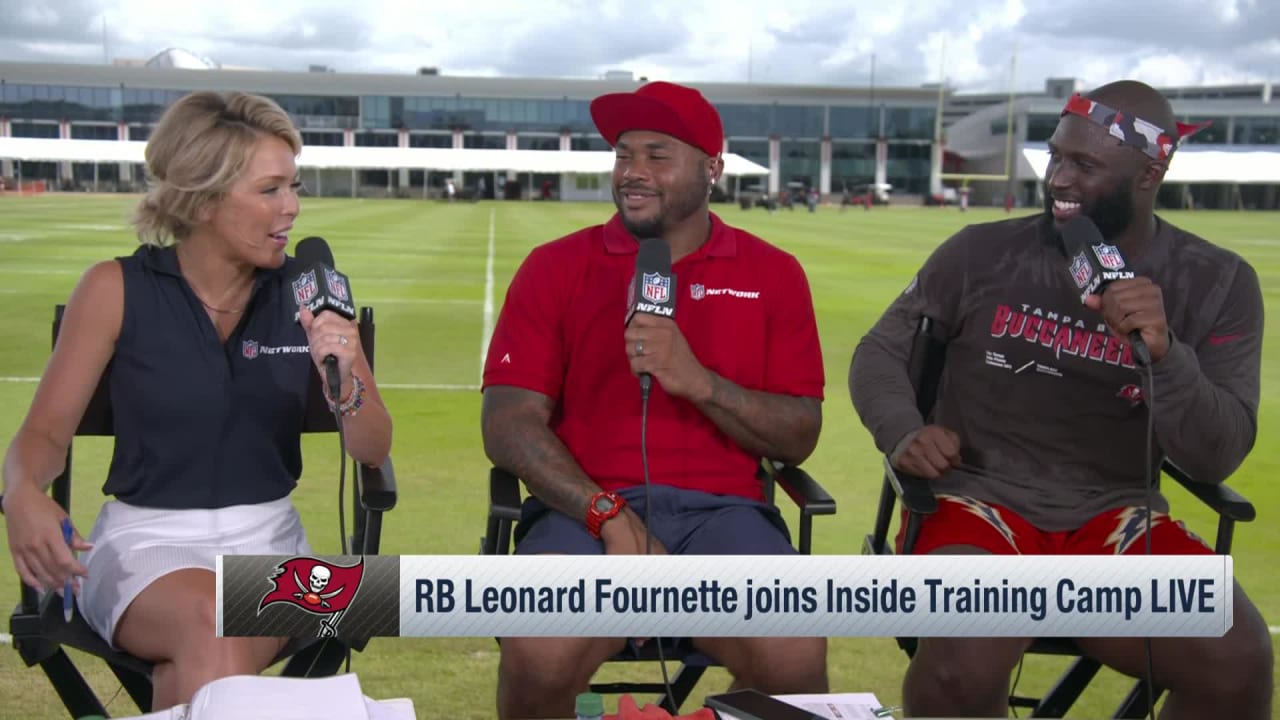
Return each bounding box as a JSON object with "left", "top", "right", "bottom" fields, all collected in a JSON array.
[
  {"left": 635, "top": 341, "right": 644, "bottom": 356},
  {"left": 339, "top": 335, "right": 349, "bottom": 346}
]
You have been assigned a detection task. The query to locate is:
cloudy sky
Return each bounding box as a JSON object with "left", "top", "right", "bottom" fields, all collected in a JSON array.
[{"left": 1, "top": 0, "right": 1276, "bottom": 93}]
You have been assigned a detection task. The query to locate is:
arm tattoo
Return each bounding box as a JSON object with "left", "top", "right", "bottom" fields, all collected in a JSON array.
[
  {"left": 481, "top": 386, "right": 600, "bottom": 520},
  {"left": 694, "top": 372, "right": 822, "bottom": 465}
]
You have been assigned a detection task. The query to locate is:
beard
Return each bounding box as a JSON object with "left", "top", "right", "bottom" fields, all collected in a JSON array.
[
  {"left": 1086, "top": 182, "right": 1135, "bottom": 240},
  {"left": 614, "top": 172, "right": 711, "bottom": 239},
  {"left": 1043, "top": 179, "right": 1135, "bottom": 240}
]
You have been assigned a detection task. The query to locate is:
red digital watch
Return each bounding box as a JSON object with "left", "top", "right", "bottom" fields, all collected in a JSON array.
[{"left": 585, "top": 491, "right": 627, "bottom": 539}]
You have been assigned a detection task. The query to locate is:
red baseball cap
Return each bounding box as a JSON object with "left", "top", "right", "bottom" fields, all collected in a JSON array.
[{"left": 590, "top": 81, "right": 724, "bottom": 158}]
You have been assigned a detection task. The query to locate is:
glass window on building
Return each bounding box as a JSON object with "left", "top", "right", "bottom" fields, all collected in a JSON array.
[
  {"left": 354, "top": 130, "right": 398, "bottom": 147},
  {"left": 1026, "top": 114, "right": 1058, "bottom": 142},
  {"left": 830, "top": 141, "right": 875, "bottom": 188},
  {"left": 73, "top": 162, "right": 120, "bottom": 186},
  {"left": 1, "top": 83, "right": 118, "bottom": 122},
  {"left": 774, "top": 105, "right": 823, "bottom": 139},
  {"left": 11, "top": 121, "right": 59, "bottom": 138},
  {"left": 779, "top": 139, "right": 820, "bottom": 187},
  {"left": 728, "top": 139, "right": 769, "bottom": 170},
  {"left": 518, "top": 135, "right": 560, "bottom": 151},
  {"left": 884, "top": 107, "right": 935, "bottom": 140},
  {"left": 717, "top": 103, "right": 772, "bottom": 138},
  {"left": 828, "top": 106, "right": 876, "bottom": 140},
  {"left": 361, "top": 96, "right": 391, "bottom": 129},
  {"left": 410, "top": 133, "right": 453, "bottom": 148},
  {"left": 70, "top": 124, "right": 119, "bottom": 140},
  {"left": 1232, "top": 117, "right": 1279, "bottom": 145},
  {"left": 464, "top": 133, "right": 505, "bottom": 149},
  {"left": 450, "top": 99, "right": 489, "bottom": 131},
  {"left": 271, "top": 94, "right": 359, "bottom": 129},
  {"left": 886, "top": 143, "right": 932, "bottom": 195},
  {"left": 570, "top": 135, "right": 611, "bottom": 151},
  {"left": 123, "top": 88, "right": 184, "bottom": 124},
  {"left": 565, "top": 100, "right": 594, "bottom": 133},
  {"left": 302, "top": 130, "right": 345, "bottom": 146},
  {"left": 990, "top": 118, "right": 1017, "bottom": 136},
  {"left": 575, "top": 174, "right": 602, "bottom": 190},
  {"left": 128, "top": 125, "right": 152, "bottom": 142}
]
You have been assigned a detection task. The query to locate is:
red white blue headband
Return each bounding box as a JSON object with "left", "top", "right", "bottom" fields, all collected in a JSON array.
[{"left": 1061, "top": 93, "right": 1212, "bottom": 161}]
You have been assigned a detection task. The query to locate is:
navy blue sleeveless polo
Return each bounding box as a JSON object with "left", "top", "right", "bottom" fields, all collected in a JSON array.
[{"left": 102, "top": 245, "right": 313, "bottom": 509}]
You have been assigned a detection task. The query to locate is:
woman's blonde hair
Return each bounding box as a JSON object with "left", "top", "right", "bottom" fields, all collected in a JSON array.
[{"left": 132, "top": 91, "right": 302, "bottom": 246}]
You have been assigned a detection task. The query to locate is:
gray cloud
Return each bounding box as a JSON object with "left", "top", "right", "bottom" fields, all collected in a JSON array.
[
  {"left": 478, "top": 8, "right": 695, "bottom": 79},
  {"left": 0, "top": 0, "right": 1272, "bottom": 95},
  {"left": 1018, "top": 0, "right": 1280, "bottom": 50}
]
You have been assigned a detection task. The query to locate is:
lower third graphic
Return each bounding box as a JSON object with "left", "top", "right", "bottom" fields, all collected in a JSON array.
[{"left": 258, "top": 556, "right": 365, "bottom": 637}]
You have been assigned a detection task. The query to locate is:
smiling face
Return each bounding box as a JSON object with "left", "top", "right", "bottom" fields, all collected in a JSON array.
[
  {"left": 201, "top": 134, "right": 300, "bottom": 269},
  {"left": 611, "top": 130, "right": 721, "bottom": 239},
  {"left": 1043, "top": 114, "right": 1153, "bottom": 240}
]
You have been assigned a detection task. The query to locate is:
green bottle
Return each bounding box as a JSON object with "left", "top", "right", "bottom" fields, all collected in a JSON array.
[{"left": 575, "top": 691, "right": 605, "bottom": 720}]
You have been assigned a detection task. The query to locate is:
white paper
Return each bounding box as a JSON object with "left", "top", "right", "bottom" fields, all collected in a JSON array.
[
  {"left": 110, "top": 673, "right": 417, "bottom": 720},
  {"left": 714, "top": 692, "right": 888, "bottom": 720}
]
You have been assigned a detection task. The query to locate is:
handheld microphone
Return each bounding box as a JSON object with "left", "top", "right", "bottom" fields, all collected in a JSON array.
[
  {"left": 624, "top": 237, "right": 679, "bottom": 711},
  {"left": 625, "top": 239, "right": 677, "bottom": 396},
  {"left": 291, "top": 236, "right": 356, "bottom": 403},
  {"left": 1060, "top": 215, "right": 1151, "bottom": 366}
]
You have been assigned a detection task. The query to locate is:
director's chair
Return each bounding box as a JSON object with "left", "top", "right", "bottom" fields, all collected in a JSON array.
[
  {"left": 481, "top": 460, "right": 836, "bottom": 714},
  {"left": 2, "top": 304, "right": 398, "bottom": 718},
  {"left": 861, "top": 316, "right": 1256, "bottom": 718}
]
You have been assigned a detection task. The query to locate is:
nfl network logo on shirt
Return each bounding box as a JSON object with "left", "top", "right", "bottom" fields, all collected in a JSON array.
[
  {"left": 242, "top": 340, "right": 259, "bottom": 359},
  {"left": 642, "top": 272, "right": 670, "bottom": 303},
  {"left": 690, "top": 283, "right": 706, "bottom": 301}
]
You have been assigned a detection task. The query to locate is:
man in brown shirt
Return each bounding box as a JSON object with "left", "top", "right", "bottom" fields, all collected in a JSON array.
[{"left": 851, "top": 80, "right": 1272, "bottom": 718}]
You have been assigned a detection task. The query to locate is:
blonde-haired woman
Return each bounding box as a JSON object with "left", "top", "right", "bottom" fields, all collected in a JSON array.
[{"left": 1, "top": 91, "right": 392, "bottom": 710}]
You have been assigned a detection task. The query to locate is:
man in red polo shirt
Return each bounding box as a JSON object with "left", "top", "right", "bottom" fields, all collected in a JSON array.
[{"left": 481, "top": 81, "right": 828, "bottom": 719}]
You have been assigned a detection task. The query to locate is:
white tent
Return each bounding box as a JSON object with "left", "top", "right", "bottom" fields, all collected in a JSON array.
[
  {"left": 1022, "top": 143, "right": 1280, "bottom": 184},
  {"left": 0, "top": 137, "right": 770, "bottom": 176}
]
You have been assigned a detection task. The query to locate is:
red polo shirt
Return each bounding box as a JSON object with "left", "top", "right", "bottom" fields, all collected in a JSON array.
[{"left": 482, "top": 212, "right": 824, "bottom": 501}]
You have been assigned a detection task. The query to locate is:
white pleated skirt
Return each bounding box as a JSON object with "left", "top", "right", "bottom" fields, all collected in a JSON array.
[{"left": 78, "top": 496, "right": 311, "bottom": 649}]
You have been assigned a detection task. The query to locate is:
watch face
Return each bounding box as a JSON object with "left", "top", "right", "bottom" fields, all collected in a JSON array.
[{"left": 593, "top": 496, "right": 615, "bottom": 512}]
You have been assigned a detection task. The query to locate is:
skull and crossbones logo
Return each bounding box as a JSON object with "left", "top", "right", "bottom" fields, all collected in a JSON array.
[{"left": 293, "top": 565, "right": 345, "bottom": 609}]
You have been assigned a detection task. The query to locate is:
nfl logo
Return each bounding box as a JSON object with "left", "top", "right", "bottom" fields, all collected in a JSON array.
[
  {"left": 325, "top": 268, "right": 349, "bottom": 302},
  {"left": 292, "top": 270, "right": 318, "bottom": 307},
  {"left": 1069, "top": 253, "right": 1093, "bottom": 288},
  {"left": 691, "top": 283, "right": 706, "bottom": 301},
  {"left": 642, "top": 272, "right": 670, "bottom": 303},
  {"left": 1092, "top": 243, "right": 1125, "bottom": 271},
  {"left": 242, "top": 340, "right": 259, "bottom": 359}
]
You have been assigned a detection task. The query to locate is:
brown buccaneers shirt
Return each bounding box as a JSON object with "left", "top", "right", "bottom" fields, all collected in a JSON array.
[{"left": 850, "top": 213, "right": 1263, "bottom": 531}]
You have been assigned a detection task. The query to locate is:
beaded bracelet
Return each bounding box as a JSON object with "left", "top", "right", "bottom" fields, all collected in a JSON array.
[{"left": 328, "top": 374, "right": 367, "bottom": 417}]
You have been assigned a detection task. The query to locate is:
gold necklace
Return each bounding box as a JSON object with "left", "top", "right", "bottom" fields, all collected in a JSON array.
[
  {"left": 198, "top": 297, "right": 246, "bottom": 315},
  {"left": 175, "top": 248, "right": 249, "bottom": 315}
]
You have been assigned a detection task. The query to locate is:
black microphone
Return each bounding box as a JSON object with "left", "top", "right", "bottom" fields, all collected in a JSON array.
[
  {"left": 1061, "top": 215, "right": 1151, "bottom": 366},
  {"left": 625, "top": 239, "right": 677, "bottom": 396},
  {"left": 291, "top": 236, "right": 356, "bottom": 404}
]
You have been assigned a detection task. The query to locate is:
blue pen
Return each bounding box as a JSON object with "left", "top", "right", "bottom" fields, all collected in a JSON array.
[{"left": 60, "top": 517, "right": 74, "bottom": 623}]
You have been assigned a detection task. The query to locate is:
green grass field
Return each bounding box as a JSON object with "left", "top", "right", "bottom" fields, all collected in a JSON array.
[{"left": 0, "top": 195, "right": 1276, "bottom": 718}]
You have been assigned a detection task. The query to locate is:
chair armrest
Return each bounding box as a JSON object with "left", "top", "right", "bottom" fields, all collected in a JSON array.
[
  {"left": 490, "top": 467, "right": 523, "bottom": 521},
  {"left": 770, "top": 463, "right": 836, "bottom": 516},
  {"left": 1162, "top": 460, "right": 1255, "bottom": 522},
  {"left": 358, "top": 457, "right": 397, "bottom": 513},
  {"left": 884, "top": 457, "right": 939, "bottom": 515}
]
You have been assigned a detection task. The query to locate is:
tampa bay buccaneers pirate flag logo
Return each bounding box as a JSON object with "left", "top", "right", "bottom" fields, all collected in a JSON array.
[{"left": 258, "top": 557, "right": 365, "bottom": 638}]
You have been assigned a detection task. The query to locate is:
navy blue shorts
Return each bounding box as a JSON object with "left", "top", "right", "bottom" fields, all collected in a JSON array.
[{"left": 514, "top": 484, "right": 795, "bottom": 556}]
